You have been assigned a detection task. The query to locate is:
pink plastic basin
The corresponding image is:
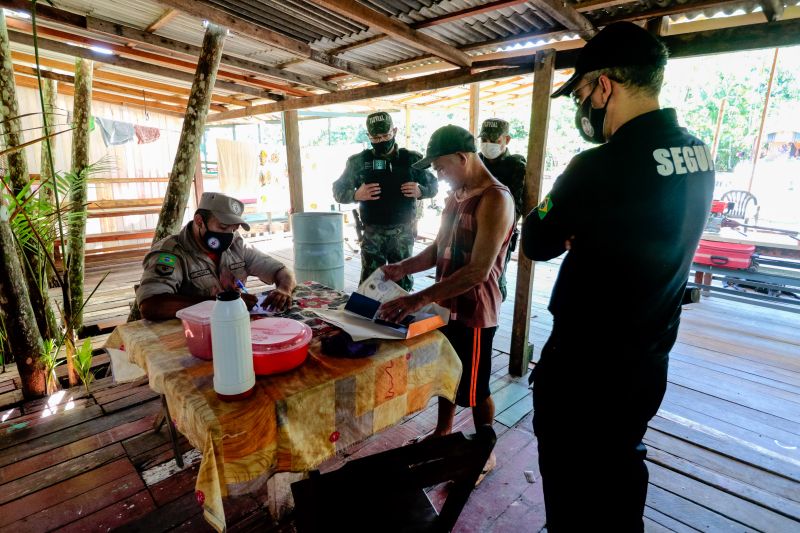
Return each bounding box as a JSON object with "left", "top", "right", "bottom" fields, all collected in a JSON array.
[{"left": 175, "top": 300, "right": 216, "bottom": 360}]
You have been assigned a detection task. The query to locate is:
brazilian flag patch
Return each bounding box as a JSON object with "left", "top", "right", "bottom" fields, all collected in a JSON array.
[
  {"left": 156, "top": 253, "right": 177, "bottom": 267},
  {"left": 537, "top": 195, "right": 553, "bottom": 220}
]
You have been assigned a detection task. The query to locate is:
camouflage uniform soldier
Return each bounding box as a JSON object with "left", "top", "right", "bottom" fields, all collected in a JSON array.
[
  {"left": 332, "top": 112, "right": 438, "bottom": 291},
  {"left": 478, "top": 118, "right": 527, "bottom": 300}
]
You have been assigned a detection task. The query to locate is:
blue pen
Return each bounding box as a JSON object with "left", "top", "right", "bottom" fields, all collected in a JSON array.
[{"left": 235, "top": 279, "right": 248, "bottom": 294}]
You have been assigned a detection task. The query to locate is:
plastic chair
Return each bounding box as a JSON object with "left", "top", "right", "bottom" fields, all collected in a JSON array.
[
  {"left": 291, "top": 425, "right": 497, "bottom": 533},
  {"left": 720, "top": 190, "right": 759, "bottom": 225}
]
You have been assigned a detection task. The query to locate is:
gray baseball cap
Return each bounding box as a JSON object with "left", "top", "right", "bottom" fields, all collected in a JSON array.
[{"left": 198, "top": 192, "right": 250, "bottom": 231}]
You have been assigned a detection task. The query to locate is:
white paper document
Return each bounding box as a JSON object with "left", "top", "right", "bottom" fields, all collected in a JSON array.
[
  {"left": 312, "top": 308, "right": 408, "bottom": 341},
  {"left": 357, "top": 268, "right": 408, "bottom": 303},
  {"left": 249, "top": 291, "right": 280, "bottom": 316},
  {"left": 310, "top": 269, "right": 450, "bottom": 342}
]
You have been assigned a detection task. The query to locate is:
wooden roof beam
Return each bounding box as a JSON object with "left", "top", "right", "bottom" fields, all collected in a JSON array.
[
  {"left": 529, "top": 0, "right": 597, "bottom": 41},
  {"left": 154, "top": 0, "right": 388, "bottom": 83},
  {"left": 759, "top": 0, "right": 785, "bottom": 22},
  {"left": 326, "top": 0, "right": 532, "bottom": 59},
  {"left": 7, "top": 29, "right": 283, "bottom": 101},
  {"left": 8, "top": 19, "right": 309, "bottom": 96},
  {"left": 211, "top": 15, "right": 800, "bottom": 122},
  {"left": 308, "top": 0, "right": 473, "bottom": 67},
  {"left": 145, "top": 8, "right": 179, "bottom": 32},
  {"left": 10, "top": 50, "right": 249, "bottom": 107},
  {"left": 14, "top": 73, "right": 192, "bottom": 115},
  {"left": 85, "top": 18, "right": 338, "bottom": 92},
  {"left": 13, "top": 64, "right": 225, "bottom": 110},
  {"left": 0, "top": 0, "right": 336, "bottom": 92},
  {"left": 208, "top": 64, "right": 534, "bottom": 123}
]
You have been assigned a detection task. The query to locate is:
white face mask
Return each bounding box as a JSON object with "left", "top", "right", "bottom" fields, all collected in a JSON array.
[{"left": 480, "top": 142, "right": 503, "bottom": 160}]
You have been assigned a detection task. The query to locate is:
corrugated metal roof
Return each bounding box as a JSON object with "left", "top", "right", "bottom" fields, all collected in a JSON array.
[
  {"left": 10, "top": 0, "right": 798, "bottom": 103},
  {"left": 197, "top": 0, "right": 367, "bottom": 42},
  {"left": 50, "top": 0, "right": 167, "bottom": 29}
]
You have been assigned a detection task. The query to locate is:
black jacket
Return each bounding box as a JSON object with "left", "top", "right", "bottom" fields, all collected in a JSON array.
[
  {"left": 522, "top": 109, "right": 714, "bottom": 344},
  {"left": 480, "top": 149, "right": 526, "bottom": 221}
]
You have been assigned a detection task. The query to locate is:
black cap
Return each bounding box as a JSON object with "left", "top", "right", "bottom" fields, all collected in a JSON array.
[
  {"left": 479, "top": 118, "right": 510, "bottom": 141},
  {"left": 551, "top": 22, "right": 668, "bottom": 99},
  {"left": 366, "top": 111, "right": 393, "bottom": 135},
  {"left": 412, "top": 125, "right": 476, "bottom": 169}
]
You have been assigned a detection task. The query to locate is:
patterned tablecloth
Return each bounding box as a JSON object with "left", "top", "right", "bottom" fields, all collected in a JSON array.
[{"left": 105, "top": 282, "right": 461, "bottom": 532}]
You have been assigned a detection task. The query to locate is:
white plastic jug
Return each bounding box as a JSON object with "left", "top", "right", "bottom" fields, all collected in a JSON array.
[{"left": 211, "top": 291, "right": 255, "bottom": 400}]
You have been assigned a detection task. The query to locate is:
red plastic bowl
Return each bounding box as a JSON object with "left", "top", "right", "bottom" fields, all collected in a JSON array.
[{"left": 250, "top": 318, "right": 312, "bottom": 375}]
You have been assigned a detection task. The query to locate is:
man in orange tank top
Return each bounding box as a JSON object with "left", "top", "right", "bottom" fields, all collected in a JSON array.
[{"left": 377, "top": 126, "right": 515, "bottom": 475}]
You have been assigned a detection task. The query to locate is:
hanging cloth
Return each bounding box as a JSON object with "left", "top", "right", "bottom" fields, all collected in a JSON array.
[
  {"left": 95, "top": 117, "right": 135, "bottom": 146},
  {"left": 134, "top": 124, "right": 161, "bottom": 144}
]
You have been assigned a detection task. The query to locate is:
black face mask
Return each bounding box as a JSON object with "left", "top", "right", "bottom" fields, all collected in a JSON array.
[
  {"left": 200, "top": 222, "right": 234, "bottom": 253},
  {"left": 575, "top": 91, "right": 608, "bottom": 144},
  {"left": 371, "top": 136, "right": 395, "bottom": 156}
]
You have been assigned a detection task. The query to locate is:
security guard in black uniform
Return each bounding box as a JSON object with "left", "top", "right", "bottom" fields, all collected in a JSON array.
[
  {"left": 332, "top": 112, "right": 437, "bottom": 291},
  {"left": 522, "top": 23, "right": 714, "bottom": 531},
  {"left": 478, "top": 118, "right": 526, "bottom": 300}
]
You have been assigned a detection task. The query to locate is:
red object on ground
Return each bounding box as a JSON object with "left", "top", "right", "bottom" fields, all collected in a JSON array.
[
  {"left": 694, "top": 240, "right": 756, "bottom": 269},
  {"left": 710, "top": 200, "right": 727, "bottom": 214},
  {"left": 250, "top": 318, "right": 312, "bottom": 375},
  {"left": 176, "top": 300, "right": 216, "bottom": 360}
]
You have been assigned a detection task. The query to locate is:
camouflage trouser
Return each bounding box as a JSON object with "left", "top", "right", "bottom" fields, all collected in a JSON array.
[{"left": 361, "top": 222, "right": 415, "bottom": 291}]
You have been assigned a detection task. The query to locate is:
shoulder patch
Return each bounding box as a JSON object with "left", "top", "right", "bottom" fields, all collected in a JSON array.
[
  {"left": 155, "top": 264, "right": 175, "bottom": 277},
  {"left": 156, "top": 253, "right": 177, "bottom": 267},
  {"left": 537, "top": 195, "right": 553, "bottom": 220}
]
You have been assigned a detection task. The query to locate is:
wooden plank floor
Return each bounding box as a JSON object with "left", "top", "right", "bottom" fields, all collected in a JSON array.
[{"left": 1, "top": 236, "right": 798, "bottom": 532}]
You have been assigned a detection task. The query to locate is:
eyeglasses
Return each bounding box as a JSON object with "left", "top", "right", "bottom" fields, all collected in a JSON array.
[{"left": 571, "top": 78, "right": 598, "bottom": 106}]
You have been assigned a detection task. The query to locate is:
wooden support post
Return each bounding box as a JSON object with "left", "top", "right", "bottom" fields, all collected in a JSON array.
[
  {"left": 0, "top": 12, "right": 57, "bottom": 342},
  {"left": 282, "top": 109, "right": 304, "bottom": 214},
  {"left": 193, "top": 158, "right": 205, "bottom": 208},
  {"left": 469, "top": 83, "right": 480, "bottom": 136},
  {"left": 0, "top": 15, "right": 28, "bottom": 197},
  {"left": 0, "top": 216, "right": 46, "bottom": 398},
  {"left": 404, "top": 105, "right": 412, "bottom": 148},
  {"left": 0, "top": 8, "right": 45, "bottom": 400},
  {"left": 40, "top": 77, "right": 58, "bottom": 281},
  {"left": 128, "top": 23, "right": 225, "bottom": 323},
  {"left": 748, "top": 48, "right": 779, "bottom": 193},
  {"left": 509, "top": 50, "right": 555, "bottom": 377},
  {"left": 710, "top": 97, "right": 726, "bottom": 161},
  {"left": 66, "top": 58, "right": 92, "bottom": 343},
  {"left": 153, "top": 23, "right": 226, "bottom": 243}
]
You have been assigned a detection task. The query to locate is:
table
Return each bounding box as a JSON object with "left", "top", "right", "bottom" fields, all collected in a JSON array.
[
  {"left": 691, "top": 229, "right": 800, "bottom": 313},
  {"left": 699, "top": 228, "right": 800, "bottom": 260},
  {"left": 105, "top": 282, "right": 462, "bottom": 532}
]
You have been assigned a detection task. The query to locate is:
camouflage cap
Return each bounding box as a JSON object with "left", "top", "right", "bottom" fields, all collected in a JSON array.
[
  {"left": 478, "top": 118, "right": 510, "bottom": 141},
  {"left": 366, "top": 111, "right": 393, "bottom": 136},
  {"left": 198, "top": 192, "right": 250, "bottom": 231}
]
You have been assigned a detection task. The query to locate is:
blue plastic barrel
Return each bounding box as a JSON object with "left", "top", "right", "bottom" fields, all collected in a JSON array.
[{"left": 291, "top": 212, "right": 344, "bottom": 290}]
